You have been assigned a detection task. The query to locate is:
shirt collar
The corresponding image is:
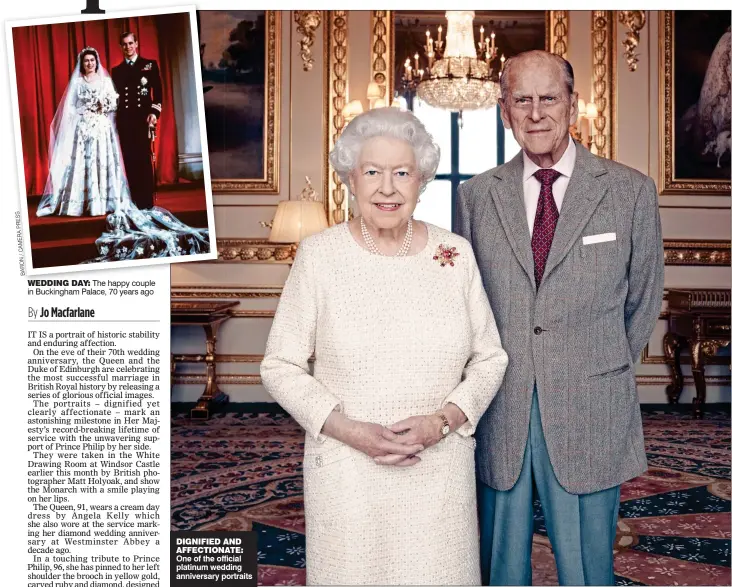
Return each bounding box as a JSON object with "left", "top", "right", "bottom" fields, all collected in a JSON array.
[
  {"left": 127, "top": 55, "right": 138, "bottom": 65},
  {"left": 522, "top": 137, "right": 577, "bottom": 182}
]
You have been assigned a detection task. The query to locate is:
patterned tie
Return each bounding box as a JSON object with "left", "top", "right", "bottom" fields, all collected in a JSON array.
[{"left": 531, "top": 169, "right": 562, "bottom": 286}]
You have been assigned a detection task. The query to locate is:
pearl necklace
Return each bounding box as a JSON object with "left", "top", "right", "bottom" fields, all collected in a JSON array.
[{"left": 360, "top": 216, "right": 413, "bottom": 257}]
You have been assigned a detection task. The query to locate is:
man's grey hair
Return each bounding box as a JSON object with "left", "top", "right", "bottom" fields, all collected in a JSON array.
[
  {"left": 329, "top": 107, "right": 440, "bottom": 193},
  {"left": 500, "top": 50, "right": 575, "bottom": 101}
]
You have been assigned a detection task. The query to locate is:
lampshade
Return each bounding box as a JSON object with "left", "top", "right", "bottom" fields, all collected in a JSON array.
[
  {"left": 366, "top": 81, "right": 382, "bottom": 100},
  {"left": 584, "top": 102, "right": 598, "bottom": 119},
  {"left": 343, "top": 100, "right": 364, "bottom": 120},
  {"left": 577, "top": 98, "right": 587, "bottom": 117},
  {"left": 269, "top": 201, "right": 328, "bottom": 243},
  {"left": 391, "top": 96, "right": 408, "bottom": 110}
]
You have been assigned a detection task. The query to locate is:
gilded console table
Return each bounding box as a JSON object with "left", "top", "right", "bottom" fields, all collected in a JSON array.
[
  {"left": 171, "top": 301, "right": 238, "bottom": 419},
  {"left": 663, "top": 289, "right": 730, "bottom": 418}
]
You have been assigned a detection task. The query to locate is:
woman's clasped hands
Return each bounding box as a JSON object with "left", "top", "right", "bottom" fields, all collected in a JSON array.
[{"left": 324, "top": 407, "right": 464, "bottom": 467}]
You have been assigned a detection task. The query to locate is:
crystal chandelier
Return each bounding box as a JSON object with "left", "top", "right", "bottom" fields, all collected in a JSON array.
[{"left": 403, "top": 11, "right": 504, "bottom": 113}]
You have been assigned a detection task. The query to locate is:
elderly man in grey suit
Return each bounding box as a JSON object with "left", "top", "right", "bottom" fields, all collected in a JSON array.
[{"left": 456, "top": 50, "right": 664, "bottom": 585}]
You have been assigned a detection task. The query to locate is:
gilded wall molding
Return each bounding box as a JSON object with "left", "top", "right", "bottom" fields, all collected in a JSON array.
[
  {"left": 171, "top": 285, "right": 282, "bottom": 299},
  {"left": 230, "top": 310, "right": 276, "bottom": 319},
  {"left": 324, "top": 11, "right": 349, "bottom": 225},
  {"left": 174, "top": 374, "right": 263, "bottom": 386},
  {"left": 217, "top": 238, "right": 297, "bottom": 263},
  {"left": 294, "top": 11, "right": 322, "bottom": 71},
  {"left": 174, "top": 354, "right": 264, "bottom": 364},
  {"left": 371, "top": 11, "right": 393, "bottom": 105},
  {"left": 617, "top": 10, "right": 646, "bottom": 72},
  {"left": 173, "top": 353, "right": 312, "bottom": 364},
  {"left": 591, "top": 10, "right": 616, "bottom": 160},
  {"left": 663, "top": 240, "right": 731, "bottom": 266},
  {"left": 548, "top": 11, "right": 569, "bottom": 59}
]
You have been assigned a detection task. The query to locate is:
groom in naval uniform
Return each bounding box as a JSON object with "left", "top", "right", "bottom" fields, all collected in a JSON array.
[
  {"left": 456, "top": 50, "right": 664, "bottom": 585},
  {"left": 111, "top": 32, "right": 163, "bottom": 210}
]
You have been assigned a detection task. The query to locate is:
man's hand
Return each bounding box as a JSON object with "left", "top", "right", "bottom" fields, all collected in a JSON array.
[{"left": 146, "top": 113, "right": 157, "bottom": 127}]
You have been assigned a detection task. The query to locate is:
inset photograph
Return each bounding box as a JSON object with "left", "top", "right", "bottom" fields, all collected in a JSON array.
[{"left": 7, "top": 6, "right": 216, "bottom": 274}]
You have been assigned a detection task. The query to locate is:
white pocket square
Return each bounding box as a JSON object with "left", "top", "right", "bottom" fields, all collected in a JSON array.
[{"left": 582, "top": 232, "right": 616, "bottom": 245}]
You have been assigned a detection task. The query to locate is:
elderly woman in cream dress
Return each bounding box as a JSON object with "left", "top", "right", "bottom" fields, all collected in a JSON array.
[{"left": 260, "top": 108, "right": 508, "bottom": 585}]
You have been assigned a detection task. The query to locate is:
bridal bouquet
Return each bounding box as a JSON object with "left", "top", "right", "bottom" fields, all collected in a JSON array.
[{"left": 77, "top": 83, "right": 117, "bottom": 139}]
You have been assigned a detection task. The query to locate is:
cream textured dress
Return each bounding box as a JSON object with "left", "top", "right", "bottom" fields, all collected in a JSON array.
[{"left": 260, "top": 221, "right": 508, "bottom": 585}]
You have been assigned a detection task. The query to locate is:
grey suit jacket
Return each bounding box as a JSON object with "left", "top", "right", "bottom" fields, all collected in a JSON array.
[{"left": 456, "top": 142, "right": 664, "bottom": 494}]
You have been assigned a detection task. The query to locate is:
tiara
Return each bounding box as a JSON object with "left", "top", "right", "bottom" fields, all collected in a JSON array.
[{"left": 78, "top": 46, "right": 99, "bottom": 58}]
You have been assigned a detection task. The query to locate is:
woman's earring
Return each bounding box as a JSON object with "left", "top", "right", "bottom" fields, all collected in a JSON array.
[
  {"left": 417, "top": 198, "right": 421, "bottom": 203},
  {"left": 350, "top": 193, "right": 355, "bottom": 202}
]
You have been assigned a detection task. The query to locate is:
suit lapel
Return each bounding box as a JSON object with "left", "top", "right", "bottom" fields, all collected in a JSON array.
[
  {"left": 542, "top": 143, "right": 610, "bottom": 282},
  {"left": 488, "top": 142, "right": 610, "bottom": 289},
  {"left": 490, "top": 151, "right": 536, "bottom": 289}
]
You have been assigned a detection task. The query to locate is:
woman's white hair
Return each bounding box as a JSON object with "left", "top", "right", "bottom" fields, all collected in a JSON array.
[{"left": 329, "top": 107, "right": 440, "bottom": 193}]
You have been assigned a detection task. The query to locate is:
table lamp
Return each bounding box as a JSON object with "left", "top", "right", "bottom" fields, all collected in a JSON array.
[{"left": 268, "top": 176, "right": 329, "bottom": 245}]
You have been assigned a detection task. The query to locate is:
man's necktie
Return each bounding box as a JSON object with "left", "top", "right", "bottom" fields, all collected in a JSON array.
[
  {"left": 128, "top": 60, "right": 134, "bottom": 67},
  {"left": 531, "top": 168, "right": 562, "bottom": 287}
]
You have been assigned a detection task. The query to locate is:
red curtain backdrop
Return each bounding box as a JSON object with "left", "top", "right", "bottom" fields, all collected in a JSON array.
[{"left": 12, "top": 15, "right": 183, "bottom": 196}]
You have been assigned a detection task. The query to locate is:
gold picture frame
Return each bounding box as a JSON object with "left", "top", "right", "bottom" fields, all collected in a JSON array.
[
  {"left": 548, "top": 11, "right": 569, "bottom": 59},
  {"left": 202, "top": 11, "right": 281, "bottom": 194},
  {"left": 590, "top": 11, "right": 616, "bottom": 161},
  {"left": 323, "top": 11, "right": 349, "bottom": 224},
  {"left": 659, "top": 10, "right": 731, "bottom": 195}
]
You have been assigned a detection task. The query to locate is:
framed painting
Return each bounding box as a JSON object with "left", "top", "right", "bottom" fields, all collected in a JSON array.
[
  {"left": 198, "top": 10, "right": 280, "bottom": 193},
  {"left": 660, "top": 11, "right": 731, "bottom": 195}
]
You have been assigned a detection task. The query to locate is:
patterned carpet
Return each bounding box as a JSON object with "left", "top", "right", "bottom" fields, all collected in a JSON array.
[{"left": 171, "top": 406, "right": 730, "bottom": 586}]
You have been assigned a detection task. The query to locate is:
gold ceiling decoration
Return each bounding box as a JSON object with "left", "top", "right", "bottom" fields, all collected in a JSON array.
[
  {"left": 618, "top": 11, "right": 646, "bottom": 72},
  {"left": 294, "top": 11, "right": 323, "bottom": 72}
]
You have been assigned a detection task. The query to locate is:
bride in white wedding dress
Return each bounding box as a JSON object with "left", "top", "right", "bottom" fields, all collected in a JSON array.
[
  {"left": 37, "top": 47, "right": 128, "bottom": 217},
  {"left": 36, "top": 47, "right": 209, "bottom": 262}
]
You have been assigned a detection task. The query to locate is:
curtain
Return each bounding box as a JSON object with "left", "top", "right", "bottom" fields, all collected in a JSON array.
[{"left": 12, "top": 14, "right": 187, "bottom": 195}]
